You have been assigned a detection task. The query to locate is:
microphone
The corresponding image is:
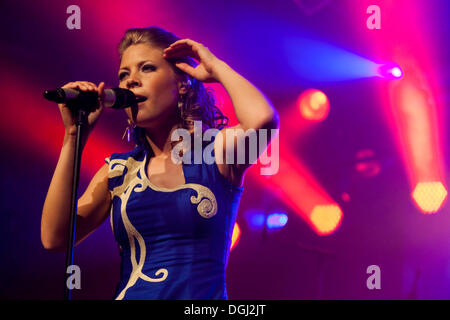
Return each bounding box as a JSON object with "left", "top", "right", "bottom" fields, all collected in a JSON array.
[{"left": 43, "top": 87, "right": 147, "bottom": 110}]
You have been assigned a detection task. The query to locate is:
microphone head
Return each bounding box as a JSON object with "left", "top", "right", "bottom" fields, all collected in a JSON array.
[
  {"left": 108, "top": 88, "right": 138, "bottom": 109},
  {"left": 43, "top": 88, "right": 66, "bottom": 103}
]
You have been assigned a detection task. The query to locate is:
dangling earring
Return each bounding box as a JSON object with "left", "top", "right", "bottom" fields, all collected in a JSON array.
[{"left": 122, "top": 119, "right": 136, "bottom": 142}]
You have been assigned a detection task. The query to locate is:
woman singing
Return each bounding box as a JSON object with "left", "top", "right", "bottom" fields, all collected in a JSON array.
[{"left": 41, "top": 26, "right": 279, "bottom": 300}]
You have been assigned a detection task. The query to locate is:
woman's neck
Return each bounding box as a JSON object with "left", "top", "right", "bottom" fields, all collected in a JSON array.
[{"left": 144, "top": 121, "right": 180, "bottom": 158}]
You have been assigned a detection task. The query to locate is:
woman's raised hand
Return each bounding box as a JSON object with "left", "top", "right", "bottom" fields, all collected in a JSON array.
[
  {"left": 58, "top": 81, "right": 106, "bottom": 137},
  {"left": 163, "top": 39, "right": 225, "bottom": 83}
]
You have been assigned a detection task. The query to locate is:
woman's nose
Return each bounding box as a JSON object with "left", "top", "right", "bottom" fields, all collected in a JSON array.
[
  {"left": 126, "top": 76, "right": 141, "bottom": 89},
  {"left": 126, "top": 80, "right": 138, "bottom": 89}
]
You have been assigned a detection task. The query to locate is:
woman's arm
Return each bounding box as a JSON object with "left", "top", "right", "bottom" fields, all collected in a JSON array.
[
  {"left": 214, "top": 60, "right": 279, "bottom": 132},
  {"left": 164, "top": 39, "right": 279, "bottom": 185},
  {"left": 41, "top": 135, "right": 111, "bottom": 252},
  {"left": 212, "top": 61, "right": 279, "bottom": 186},
  {"left": 41, "top": 80, "right": 111, "bottom": 251}
]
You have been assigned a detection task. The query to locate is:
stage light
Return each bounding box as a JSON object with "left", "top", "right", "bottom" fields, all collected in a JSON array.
[
  {"left": 230, "top": 223, "right": 241, "bottom": 252},
  {"left": 266, "top": 213, "right": 288, "bottom": 229},
  {"left": 390, "top": 67, "right": 446, "bottom": 214},
  {"left": 377, "top": 63, "right": 403, "bottom": 79},
  {"left": 246, "top": 211, "right": 266, "bottom": 230},
  {"left": 283, "top": 36, "right": 380, "bottom": 82},
  {"left": 297, "top": 89, "right": 330, "bottom": 121},
  {"left": 310, "top": 204, "right": 342, "bottom": 235},
  {"left": 391, "top": 67, "right": 403, "bottom": 78},
  {"left": 254, "top": 146, "right": 344, "bottom": 236},
  {"left": 412, "top": 182, "right": 447, "bottom": 214}
]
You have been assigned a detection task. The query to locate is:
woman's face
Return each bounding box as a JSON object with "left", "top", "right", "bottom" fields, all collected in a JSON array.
[{"left": 118, "top": 43, "right": 184, "bottom": 127}]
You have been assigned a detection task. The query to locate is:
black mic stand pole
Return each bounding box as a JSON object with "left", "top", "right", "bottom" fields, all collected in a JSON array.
[{"left": 64, "top": 107, "right": 89, "bottom": 300}]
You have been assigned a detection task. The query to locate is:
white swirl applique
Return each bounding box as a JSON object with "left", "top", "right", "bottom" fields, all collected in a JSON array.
[
  {"left": 107, "top": 154, "right": 218, "bottom": 300},
  {"left": 189, "top": 186, "right": 217, "bottom": 218}
]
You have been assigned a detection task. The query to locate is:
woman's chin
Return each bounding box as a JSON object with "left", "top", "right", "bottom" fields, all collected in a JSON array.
[
  {"left": 131, "top": 108, "right": 180, "bottom": 128},
  {"left": 132, "top": 113, "right": 164, "bottom": 128}
]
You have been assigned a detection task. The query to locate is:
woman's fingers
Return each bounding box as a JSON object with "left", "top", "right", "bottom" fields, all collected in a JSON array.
[
  {"left": 97, "top": 82, "right": 105, "bottom": 107},
  {"left": 97, "top": 81, "right": 105, "bottom": 95},
  {"left": 169, "top": 38, "right": 202, "bottom": 48},
  {"left": 165, "top": 51, "right": 200, "bottom": 61},
  {"left": 58, "top": 81, "right": 105, "bottom": 111},
  {"left": 165, "top": 39, "right": 202, "bottom": 53},
  {"left": 164, "top": 47, "right": 201, "bottom": 61},
  {"left": 80, "top": 81, "right": 96, "bottom": 91},
  {"left": 62, "top": 81, "right": 97, "bottom": 91},
  {"left": 165, "top": 43, "right": 200, "bottom": 55},
  {"left": 174, "top": 62, "right": 196, "bottom": 74}
]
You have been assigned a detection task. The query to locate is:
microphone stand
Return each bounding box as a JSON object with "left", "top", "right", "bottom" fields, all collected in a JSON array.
[{"left": 64, "top": 107, "right": 89, "bottom": 300}]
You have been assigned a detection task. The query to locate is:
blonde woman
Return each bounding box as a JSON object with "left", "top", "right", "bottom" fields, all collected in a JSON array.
[{"left": 41, "top": 26, "right": 279, "bottom": 300}]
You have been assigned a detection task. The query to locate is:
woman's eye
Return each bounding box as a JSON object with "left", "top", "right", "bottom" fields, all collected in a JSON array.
[
  {"left": 142, "top": 65, "right": 156, "bottom": 71},
  {"left": 118, "top": 72, "right": 128, "bottom": 81},
  {"left": 118, "top": 65, "right": 155, "bottom": 81}
]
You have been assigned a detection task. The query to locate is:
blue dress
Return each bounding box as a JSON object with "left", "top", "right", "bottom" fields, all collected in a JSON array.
[{"left": 104, "top": 130, "right": 244, "bottom": 300}]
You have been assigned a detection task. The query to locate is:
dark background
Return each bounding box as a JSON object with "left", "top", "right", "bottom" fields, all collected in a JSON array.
[{"left": 0, "top": 0, "right": 449, "bottom": 299}]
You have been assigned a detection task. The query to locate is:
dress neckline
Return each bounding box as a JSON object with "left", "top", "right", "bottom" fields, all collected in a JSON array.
[{"left": 141, "top": 151, "right": 189, "bottom": 193}]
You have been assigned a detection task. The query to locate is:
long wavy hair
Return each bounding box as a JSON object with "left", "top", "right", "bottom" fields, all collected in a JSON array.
[{"left": 118, "top": 26, "right": 228, "bottom": 142}]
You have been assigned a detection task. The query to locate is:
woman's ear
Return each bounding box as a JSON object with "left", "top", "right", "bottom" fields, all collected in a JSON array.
[
  {"left": 177, "top": 75, "right": 192, "bottom": 95},
  {"left": 178, "top": 82, "right": 188, "bottom": 95}
]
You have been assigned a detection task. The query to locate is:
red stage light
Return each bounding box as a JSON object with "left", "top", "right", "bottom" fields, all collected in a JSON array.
[
  {"left": 297, "top": 89, "right": 330, "bottom": 121},
  {"left": 390, "top": 64, "right": 446, "bottom": 214}
]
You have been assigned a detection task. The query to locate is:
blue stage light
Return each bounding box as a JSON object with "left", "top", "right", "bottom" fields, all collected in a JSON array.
[{"left": 266, "top": 213, "right": 288, "bottom": 229}]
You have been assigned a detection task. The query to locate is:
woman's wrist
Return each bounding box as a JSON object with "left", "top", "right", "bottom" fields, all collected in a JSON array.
[
  {"left": 63, "top": 131, "right": 77, "bottom": 144},
  {"left": 63, "top": 126, "right": 93, "bottom": 150},
  {"left": 63, "top": 130, "right": 87, "bottom": 147},
  {"left": 212, "top": 59, "right": 232, "bottom": 84}
]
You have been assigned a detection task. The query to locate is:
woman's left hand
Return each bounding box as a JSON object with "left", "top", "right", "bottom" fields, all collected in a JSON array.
[{"left": 163, "top": 39, "right": 224, "bottom": 83}]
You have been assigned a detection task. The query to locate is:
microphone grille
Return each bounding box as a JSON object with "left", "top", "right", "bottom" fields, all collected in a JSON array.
[{"left": 109, "top": 88, "right": 136, "bottom": 109}]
